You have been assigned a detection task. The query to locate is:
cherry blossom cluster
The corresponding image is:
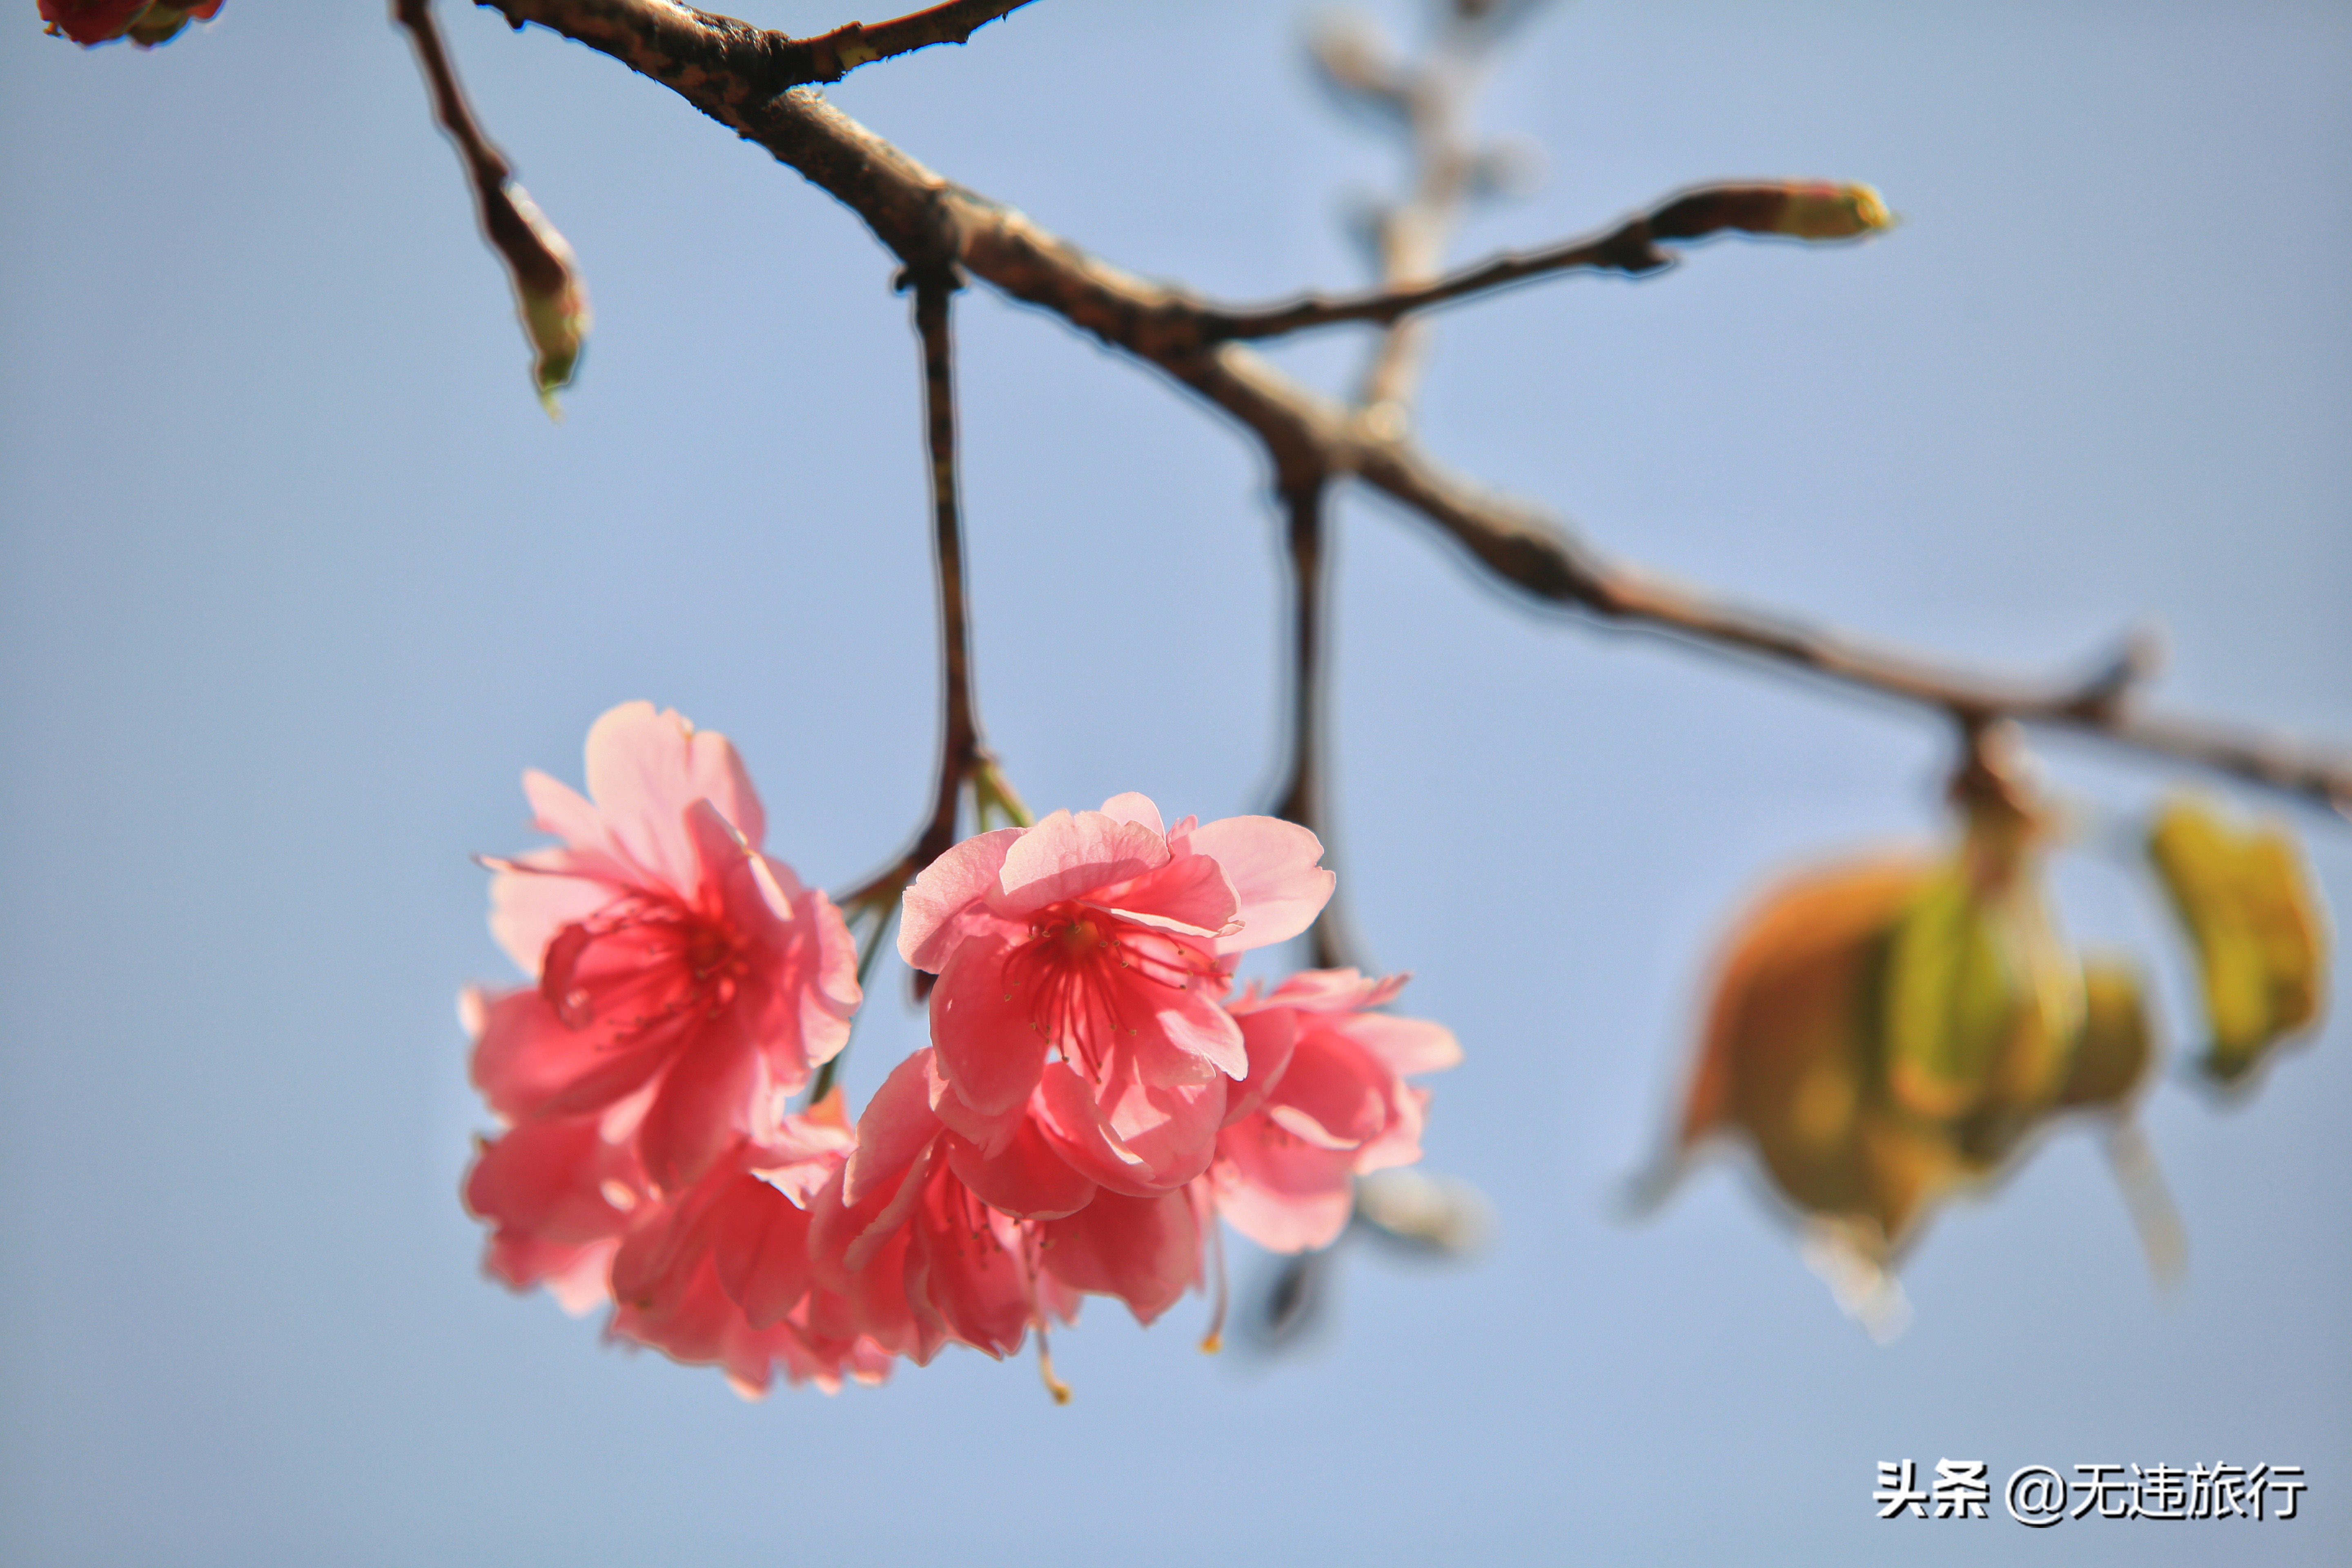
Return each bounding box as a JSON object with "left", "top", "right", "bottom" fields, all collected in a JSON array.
[{"left": 462, "top": 704, "right": 1459, "bottom": 1396}]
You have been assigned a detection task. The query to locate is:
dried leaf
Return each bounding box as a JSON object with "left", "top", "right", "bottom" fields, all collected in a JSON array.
[
  {"left": 1680, "top": 855, "right": 1938, "bottom": 1252},
  {"left": 1673, "top": 782, "right": 2163, "bottom": 1278}
]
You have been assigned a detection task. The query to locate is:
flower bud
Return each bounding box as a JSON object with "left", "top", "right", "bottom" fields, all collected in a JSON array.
[
  {"left": 2146, "top": 796, "right": 2328, "bottom": 1085},
  {"left": 486, "top": 182, "right": 591, "bottom": 416},
  {"left": 1648, "top": 180, "right": 1893, "bottom": 245},
  {"left": 1771, "top": 180, "right": 1892, "bottom": 240},
  {"left": 39, "top": 0, "right": 218, "bottom": 47}
]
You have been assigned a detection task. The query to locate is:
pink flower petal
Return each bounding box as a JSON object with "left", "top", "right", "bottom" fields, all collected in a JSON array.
[
  {"left": 1221, "top": 1007, "right": 1298, "bottom": 1125},
  {"left": 710, "top": 1173, "right": 818, "bottom": 1329},
  {"left": 942, "top": 1118, "right": 1099, "bottom": 1220},
  {"left": 898, "top": 827, "right": 1024, "bottom": 972},
  {"left": 1040, "top": 1188, "right": 1200, "bottom": 1324},
  {"left": 468, "top": 984, "right": 659, "bottom": 1123},
  {"left": 582, "top": 702, "right": 767, "bottom": 896},
  {"left": 1035, "top": 1062, "right": 1225, "bottom": 1194},
  {"left": 484, "top": 1234, "right": 618, "bottom": 1310},
  {"left": 1253, "top": 967, "right": 1376, "bottom": 1013},
  {"left": 1186, "top": 815, "right": 1335, "bottom": 955},
  {"left": 1353, "top": 1084, "right": 1429, "bottom": 1174},
  {"left": 926, "top": 1049, "right": 1029, "bottom": 1157},
  {"left": 534, "top": 1039, "right": 673, "bottom": 1124},
  {"left": 1096, "top": 791, "right": 1166, "bottom": 836},
  {"left": 993, "top": 809, "right": 1171, "bottom": 916},
  {"left": 1096, "top": 853, "right": 1239, "bottom": 938},
  {"left": 1211, "top": 1129, "right": 1357, "bottom": 1252},
  {"left": 842, "top": 1050, "right": 944, "bottom": 1208},
  {"left": 684, "top": 798, "right": 779, "bottom": 934},
  {"left": 1150, "top": 982, "right": 1250, "bottom": 1081},
  {"left": 638, "top": 1015, "right": 762, "bottom": 1195},
  {"left": 1104, "top": 1069, "right": 1227, "bottom": 1186},
  {"left": 1031, "top": 1062, "right": 1160, "bottom": 1195},
  {"left": 486, "top": 845, "right": 617, "bottom": 976},
  {"left": 1331, "top": 1011, "right": 1463, "bottom": 1076},
  {"left": 609, "top": 1174, "right": 725, "bottom": 1312},
  {"left": 522, "top": 768, "right": 617, "bottom": 862},
  {"left": 844, "top": 1142, "right": 940, "bottom": 1275},
  {"left": 1265, "top": 1031, "right": 1393, "bottom": 1149},
  {"left": 906, "top": 1168, "right": 1036, "bottom": 1357},
  {"left": 804, "top": 1206, "right": 942, "bottom": 1367},
  {"left": 929, "top": 934, "right": 1049, "bottom": 1119},
  {"left": 800, "top": 886, "right": 863, "bottom": 1017},
  {"left": 463, "top": 1116, "right": 637, "bottom": 1246}
]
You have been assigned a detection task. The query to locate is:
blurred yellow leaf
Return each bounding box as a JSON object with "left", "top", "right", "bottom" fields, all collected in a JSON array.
[
  {"left": 2147, "top": 796, "right": 2329, "bottom": 1085},
  {"left": 2056, "top": 960, "right": 2154, "bottom": 1112},
  {"left": 1681, "top": 856, "right": 1930, "bottom": 1249}
]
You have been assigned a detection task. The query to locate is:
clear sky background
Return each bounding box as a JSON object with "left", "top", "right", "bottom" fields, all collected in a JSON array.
[{"left": 3, "top": 2, "right": 2347, "bottom": 1564}]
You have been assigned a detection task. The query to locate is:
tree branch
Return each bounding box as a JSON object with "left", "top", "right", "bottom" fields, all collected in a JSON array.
[{"left": 476, "top": 0, "right": 2352, "bottom": 817}]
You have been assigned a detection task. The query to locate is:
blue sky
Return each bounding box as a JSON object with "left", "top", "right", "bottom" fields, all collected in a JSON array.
[{"left": 3, "top": 2, "right": 2346, "bottom": 1563}]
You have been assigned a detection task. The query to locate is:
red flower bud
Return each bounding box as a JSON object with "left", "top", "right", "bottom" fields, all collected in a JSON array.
[{"left": 39, "top": 0, "right": 220, "bottom": 48}]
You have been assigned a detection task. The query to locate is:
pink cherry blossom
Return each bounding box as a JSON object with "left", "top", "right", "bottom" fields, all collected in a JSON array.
[
  {"left": 467, "top": 702, "right": 860, "bottom": 1197},
  {"left": 808, "top": 1049, "right": 1206, "bottom": 1369},
  {"left": 467, "top": 1096, "right": 895, "bottom": 1396},
  {"left": 1204, "top": 970, "right": 1462, "bottom": 1253},
  {"left": 898, "top": 793, "right": 1333, "bottom": 1193}
]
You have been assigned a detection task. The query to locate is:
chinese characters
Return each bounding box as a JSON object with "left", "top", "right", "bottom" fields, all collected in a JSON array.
[{"left": 1875, "top": 1461, "right": 2305, "bottom": 1526}]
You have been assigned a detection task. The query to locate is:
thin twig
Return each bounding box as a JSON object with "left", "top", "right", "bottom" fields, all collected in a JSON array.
[
  {"left": 398, "top": 2, "right": 509, "bottom": 191},
  {"left": 473, "top": 0, "right": 2352, "bottom": 816},
  {"left": 840, "top": 265, "right": 995, "bottom": 914},
  {"left": 1268, "top": 470, "right": 1362, "bottom": 971},
  {"left": 1205, "top": 181, "right": 1880, "bottom": 342},
  {"left": 796, "top": 0, "right": 1039, "bottom": 83},
  {"left": 913, "top": 269, "right": 984, "bottom": 873},
  {"left": 1214, "top": 181, "right": 1891, "bottom": 345},
  {"left": 1270, "top": 469, "right": 1329, "bottom": 838},
  {"left": 398, "top": 0, "right": 575, "bottom": 298}
]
